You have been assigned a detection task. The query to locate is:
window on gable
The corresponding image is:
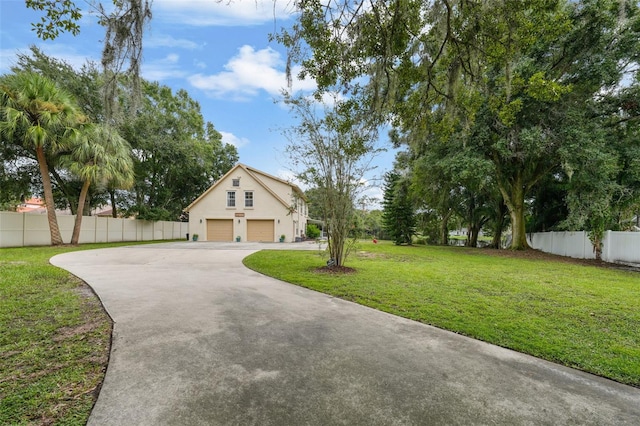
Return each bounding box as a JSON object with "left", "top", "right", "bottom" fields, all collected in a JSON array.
[
  {"left": 227, "top": 191, "right": 236, "bottom": 207},
  {"left": 245, "top": 191, "right": 254, "bottom": 208},
  {"left": 232, "top": 178, "right": 240, "bottom": 187}
]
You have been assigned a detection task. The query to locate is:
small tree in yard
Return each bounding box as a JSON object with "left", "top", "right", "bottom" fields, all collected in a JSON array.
[{"left": 285, "top": 96, "right": 379, "bottom": 268}]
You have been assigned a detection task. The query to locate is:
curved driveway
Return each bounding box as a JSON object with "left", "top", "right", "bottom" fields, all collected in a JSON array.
[{"left": 51, "top": 242, "right": 640, "bottom": 425}]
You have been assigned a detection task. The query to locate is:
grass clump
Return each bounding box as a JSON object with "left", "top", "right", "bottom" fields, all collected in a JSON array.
[
  {"left": 244, "top": 241, "right": 640, "bottom": 387},
  {"left": 0, "top": 241, "right": 164, "bottom": 425}
]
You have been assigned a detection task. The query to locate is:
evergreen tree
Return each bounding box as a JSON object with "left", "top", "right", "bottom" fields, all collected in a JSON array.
[{"left": 382, "top": 171, "right": 415, "bottom": 245}]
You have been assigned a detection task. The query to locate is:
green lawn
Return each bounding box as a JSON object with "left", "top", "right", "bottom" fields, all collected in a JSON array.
[
  {"left": 0, "top": 241, "right": 167, "bottom": 425},
  {"left": 244, "top": 241, "right": 640, "bottom": 387}
]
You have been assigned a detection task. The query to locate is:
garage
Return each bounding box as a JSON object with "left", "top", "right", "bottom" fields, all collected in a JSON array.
[
  {"left": 247, "top": 219, "right": 275, "bottom": 242},
  {"left": 206, "top": 219, "right": 233, "bottom": 241}
]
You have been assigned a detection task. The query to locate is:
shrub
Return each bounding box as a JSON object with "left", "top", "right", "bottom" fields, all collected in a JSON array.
[{"left": 306, "top": 223, "right": 321, "bottom": 239}]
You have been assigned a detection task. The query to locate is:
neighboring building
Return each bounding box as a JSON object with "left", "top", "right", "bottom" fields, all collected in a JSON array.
[
  {"left": 16, "top": 197, "right": 47, "bottom": 213},
  {"left": 14, "top": 197, "right": 116, "bottom": 217},
  {"left": 184, "top": 164, "right": 308, "bottom": 242}
]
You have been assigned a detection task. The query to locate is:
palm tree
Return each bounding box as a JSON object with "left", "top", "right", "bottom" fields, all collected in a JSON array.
[
  {"left": 63, "top": 123, "right": 134, "bottom": 244},
  {"left": 0, "top": 72, "right": 83, "bottom": 245}
]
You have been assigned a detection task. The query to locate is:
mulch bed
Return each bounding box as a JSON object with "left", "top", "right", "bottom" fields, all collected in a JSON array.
[
  {"left": 476, "top": 247, "right": 640, "bottom": 272},
  {"left": 314, "top": 265, "right": 357, "bottom": 274}
]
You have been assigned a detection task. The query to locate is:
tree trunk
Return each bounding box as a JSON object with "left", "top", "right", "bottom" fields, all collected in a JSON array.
[
  {"left": 440, "top": 210, "right": 452, "bottom": 245},
  {"left": 510, "top": 197, "right": 529, "bottom": 250},
  {"left": 490, "top": 227, "right": 502, "bottom": 249},
  {"left": 36, "top": 146, "right": 63, "bottom": 245},
  {"left": 593, "top": 236, "right": 602, "bottom": 261},
  {"left": 499, "top": 175, "right": 530, "bottom": 250},
  {"left": 490, "top": 202, "right": 507, "bottom": 249},
  {"left": 71, "top": 180, "right": 91, "bottom": 245},
  {"left": 110, "top": 190, "right": 118, "bottom": 218},
  {"left": 465, "top": 196, "right": 475, "bottom": 247},
  {"left": 468, "top": 224, "right": 480, "bottom": 247},
  {"left": 83, "top": 193, "right": 91, "bottom": 216}
]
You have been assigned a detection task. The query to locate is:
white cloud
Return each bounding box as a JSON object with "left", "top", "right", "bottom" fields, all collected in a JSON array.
[
  {"left": 220, "top": 131, "right": 250, "bottom": 148},
  {"left": 153, "top": 0, "right": 296, "bottom": 26},
  {"left": 145, "top": 34, "right": 201, "bottom": 50},
  {"left": 0, "top": 49, "right": 19, "bottom": 73},
  {"left": 188, "top": 45, "right": 316, "bottom": 100},
  {"left": 142, "top": 53, "right": 187, "bottom": 81},
  {"left": 164, "top": 53, "right": 179, "bottom": 63}
]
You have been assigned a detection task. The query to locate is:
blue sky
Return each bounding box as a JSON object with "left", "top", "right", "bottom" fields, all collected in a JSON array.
[{"left": 0, "top": 0, "right": 395, "bottom": 206}]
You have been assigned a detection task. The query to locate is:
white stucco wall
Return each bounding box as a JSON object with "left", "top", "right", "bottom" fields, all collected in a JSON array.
[{"left": 0, "top": 211, "right": 187, "bottom": 247}]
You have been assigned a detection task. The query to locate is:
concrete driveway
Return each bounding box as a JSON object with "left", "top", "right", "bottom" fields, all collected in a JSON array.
[{"left": 51, "top": 242, "right": 640, "bottom": 425}]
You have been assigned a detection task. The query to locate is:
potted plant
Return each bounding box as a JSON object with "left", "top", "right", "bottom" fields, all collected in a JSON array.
[
  {"left": 279, "top": 234, "right": 286, "bottom": 243},
  {"left": 236, "top": 236, "right": 241, "bottom": 242},
  {"left": 192, "top": 234, "right": 199, "bottom": 241}
]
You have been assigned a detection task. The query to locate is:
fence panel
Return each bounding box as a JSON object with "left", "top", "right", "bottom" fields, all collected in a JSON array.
[
  {"left": 604, "top": 231, "right": 640, "bottom": 264},
  {"left": 107, "top": 217, "right": 123, "bottom": 242},
  {"left": 154, "top": 221, "right": 164, "bottom": 240},
  {"left": 78, "top": 216, "right": 96, "bottom": 244},
  {"left": 95, "top": 217, "right": 109, "bottom": 243},
  {"left": 161, "top": 221, "right": 179, "bottom": 240},
  {"left": 139, "top": 220, "right": 153, "bottom": 241},
  {"left": 563, "top": 231, "right": 594, "bottom": 259},
  {"left": 529, "top": 232, "right": 553, "bottom": 254},
  {"left": 0, "top": 212, "right": 24, "bottom": 247},
  {"left": 123, "top": 219, "right": 137, "bottom": 241},
  {"left": 24, "top": 214, "right": 55, "bottom": 246}
]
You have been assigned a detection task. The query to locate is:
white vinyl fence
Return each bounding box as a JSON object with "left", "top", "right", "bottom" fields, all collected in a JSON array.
[
  {"left": 528, "top": 231, "right": 640, "bottom": 265},
  {"left": 0, "top": 211, "right": 188, "bottom": 248}
]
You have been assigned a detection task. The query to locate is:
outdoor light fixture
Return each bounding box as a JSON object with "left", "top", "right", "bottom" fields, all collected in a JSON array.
[
  {"left": 200, "top": 219, "right": 202, "bottom": 223},
  {"left": 277, "top": 219, "right": 280, "bottom": 224},
  {"left": 238, "top": 219, "right": 241, "bottom": 223}
]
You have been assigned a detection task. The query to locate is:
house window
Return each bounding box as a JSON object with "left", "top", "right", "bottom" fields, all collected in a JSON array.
[
  {"left": 227, "top": 191, "right": 236, "bottom": 207},
  {"left": 245, "top": 191, "right": 254, "bottom": 208},
  {"left": 232, "top": 178, "right": 240, "bottom": 187}
]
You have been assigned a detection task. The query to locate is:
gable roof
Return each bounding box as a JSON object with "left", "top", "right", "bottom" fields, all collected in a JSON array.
[{"left": 184, "top": 163, "right": 306, "bottom": 212}]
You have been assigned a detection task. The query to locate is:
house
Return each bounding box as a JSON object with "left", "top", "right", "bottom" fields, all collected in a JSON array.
[
  {"left": 14, "top": 197, "right": 117, "bottom": 217},
  {"left": 16, "top": 197, "right": 47, "bottom": 213},
  {"left": 184, "top": 164, "right": 308, "bottom": 242}
]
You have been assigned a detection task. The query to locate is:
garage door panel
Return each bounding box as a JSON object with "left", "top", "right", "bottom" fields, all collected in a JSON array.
[
  {"left": 247, "top": 220, "right": 274, "bottom": 242},
  {"left": 207, "top": 219, "right": 233, "bottom": 241}
]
